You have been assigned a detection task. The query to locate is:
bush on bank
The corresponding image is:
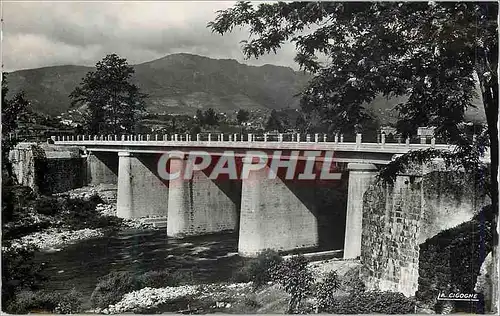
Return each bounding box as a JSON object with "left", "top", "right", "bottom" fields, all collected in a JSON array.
[
  {"left": 6, "top": 289, "right": 83, "bottom": 314},
  {"left": 271, "top": 255, "right": 314, "bottom": 314},
  {"left": 232, "top": 249, "right": 283, "bottom": 287},
  {"left": 90, "top": 269, "right": 193, "bottom": 309},
  {"left": 234, "top": 250, "right": 415, "bottom": 314},
  {"left": 3, "top": 184, "right": 123, "bottom": 241},
  {"left": 1, "top": 244, "right": 46, "bottom": 310},
  {"left": 328, "top": 291, "right": 416, "bottom": 314}
]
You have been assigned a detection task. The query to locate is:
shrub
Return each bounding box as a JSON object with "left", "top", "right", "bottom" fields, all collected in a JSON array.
[
  {"left": 243, "top": 296, "right": 262, "bottom": 309},
  {"left": 232, "top": 249, "right": 283, "bottom": 287},
  {"left": 6, "top": 289, "right": 83, "bottom": 314},
  {"left": 329, "top": 291, "right": 415, "bottom": 314},
  {"left": 316, "top": 271, "right": 341, "bottom": 311},
  {"left": 88, "top": 193, "right": 104, "bottom": 207},
  {"left": 138, "top": 269, "right": 192, "bottom": 288},
  {"left": 34, "top": 196, "right": 61, "bottom": 216},
  {"left": 2, "top": 245, "right": 46, "bottom": 308},
  {"left": 58, "top": 195, "right": 121, "bottom": 230},
  {"left": 90, "top": 271, "right": 139, "bottom": 308},
  {"left": 272, "top": 255, "right": 314, "bottom": 314},
  {"left": 91, "top": 215, "right": 124, "bottom": 229},
  {"left": 341, "top": 266, "right": 366, "bottom": 295},
  {"left": 2, "top": 185, "right": 36, "bottom": 224},
  {"left": 54, "top": 289, "right": 83, "bottom": 314},
  {"left": 90, "top": 269, "right": 194, "bottom": 309}
]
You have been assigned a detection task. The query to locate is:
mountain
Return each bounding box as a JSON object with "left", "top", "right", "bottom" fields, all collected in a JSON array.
[
  {"left": 6, "top": 53, "right": 310, "bottom": 116},
  {"left": 6, "top": 52, "right": 486, "bottom": 123}
]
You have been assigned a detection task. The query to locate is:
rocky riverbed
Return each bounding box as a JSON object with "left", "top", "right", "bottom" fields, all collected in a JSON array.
[
  {"left": 7, "top": 228, "right": 104, "bottom": 251},
  {"left": 95, "top": 282, "right": 258, "bottom": 314},
  {"left": 85, "top": 260, "right": 360, "bottom": 314}
]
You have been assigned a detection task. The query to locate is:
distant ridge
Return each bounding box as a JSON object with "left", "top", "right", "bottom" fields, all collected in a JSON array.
[
  {"left": 6, "top": 53, "right": 310, "bottom": 116},
  {"left": 6, "top": 52, "right": 486, "bottom": 123}
]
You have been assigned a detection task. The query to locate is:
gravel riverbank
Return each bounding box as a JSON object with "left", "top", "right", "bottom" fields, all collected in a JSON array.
[
  {"left": 7, "top": 228, "right": 104, "bottom": 251},
  {"left": 97, "top": 282, "right": 254, "bottom": 314}
]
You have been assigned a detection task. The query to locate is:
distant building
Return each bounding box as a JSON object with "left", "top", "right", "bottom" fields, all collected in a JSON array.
[
  {"left": 380, "top": 126, "right": 397, "bottom": 135},
  {"left": 417, "top": 126, "right": 435, "bottom": 137}
]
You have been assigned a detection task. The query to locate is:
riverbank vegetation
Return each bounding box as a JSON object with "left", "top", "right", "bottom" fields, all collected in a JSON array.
[
  {"left": 1, "top": 177, "right": 124, "bottom": 312},
  {"left": 83, "top": 252, "right": 415, "bottom": 314}
]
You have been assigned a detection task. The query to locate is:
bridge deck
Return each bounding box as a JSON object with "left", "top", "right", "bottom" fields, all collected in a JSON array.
[{"left": 51, "top": 139, "right": 490, "bottom": 165}]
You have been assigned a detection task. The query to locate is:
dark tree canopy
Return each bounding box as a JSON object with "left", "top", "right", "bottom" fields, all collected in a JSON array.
[
  {"left": 2, "top": 73, "right": 30, "bottom": 136},
  {"left": 237, "top": 109, "right": 250, "bottom": 125},
  {"left": 209, "top": 1, "right": 498, "bottom": 209},
  {"left": 266, "top": 110, "right": 285, "bottom": 132},
  {"left": 195, "top": 109, "right": 205, "bottom": 127},
  {"left": 203, "top": 108, "right": 219, "bottom": 128},
  {"left": 69, "top": 54, "right": 147, "bottom": 134}
]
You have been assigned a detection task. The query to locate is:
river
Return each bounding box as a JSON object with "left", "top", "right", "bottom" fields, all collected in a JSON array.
[{"left": 34, "top": 228, "right": 244, "bottom": 309}]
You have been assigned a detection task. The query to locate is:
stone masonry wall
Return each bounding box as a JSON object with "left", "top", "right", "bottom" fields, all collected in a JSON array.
[
  {"left": 361, "top": 165, "right": 489, "bottom": 297},
  {"left": 9, "top": 143, "right": 87, "bottom": 194}
]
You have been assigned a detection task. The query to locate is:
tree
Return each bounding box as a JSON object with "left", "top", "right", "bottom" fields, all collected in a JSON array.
[
  {"left": 272, "top": 255, "right": 314, "bottom": 314},
  {"left": 295, "top": 113, "right": 307, "bottom": 133},
  {"left": 195, "top": 109, "right": 205, "bottom": 128},
  {"left": 1, "top": 72, "right": 31, "bottom": 180},
  {"left": 209, "top": 1, "right": 498, "bottom": 216},
  {"left": 236, "top": 109, "right": 250, "bottom": 125},
  {"left": 69, "top": 54, "right": 147, "bottom": 134},
  {"left": 2, "top": 73, "right": 30, "bottom": 136},
  {"left": 203, "top": 108, "right": 219, "bottom": 128},
  {"left": 265, "top": 110, "right": 284, "bottom": 132}
]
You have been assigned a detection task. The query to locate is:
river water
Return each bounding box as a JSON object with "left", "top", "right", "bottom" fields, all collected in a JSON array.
[{"left": 34, "top": 228, "right": 244, "bottom": 308}]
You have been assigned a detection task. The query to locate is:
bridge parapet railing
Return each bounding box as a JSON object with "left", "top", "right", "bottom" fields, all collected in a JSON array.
[
  {"left": 52, "top": 132, "right": 446, "bottom": 149},
  {"left": 49, "top": 132, "right": 491, "bottom": 162}
]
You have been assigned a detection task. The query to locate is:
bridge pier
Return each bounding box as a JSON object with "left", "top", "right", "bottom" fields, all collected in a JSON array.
[
  {"left": 166, "top": 156, "right": 239, "bottom": 238},
  {"left": 87, "top": 151, "right": 118, "bottom": 185},
  {"left": 343, "top": 163, "right": 378, "bottom": 259},
  {"left": 116, "top": 152, "right": 169, "bottom": 224},
  {"left": 238, "top": 162, "right": 319, "bottom": 257}
]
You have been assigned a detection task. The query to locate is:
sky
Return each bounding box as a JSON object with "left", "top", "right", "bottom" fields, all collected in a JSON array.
[{"left": 1, "top": 1, "right": 299, "bottom": 72}]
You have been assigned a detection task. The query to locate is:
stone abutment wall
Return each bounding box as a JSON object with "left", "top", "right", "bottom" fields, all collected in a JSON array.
[
  {"left": 361, "top": 163, "right": 490, "bottom": 297},
  {"left": 9, "top": 143, "right": 87, "bottom": 194}
]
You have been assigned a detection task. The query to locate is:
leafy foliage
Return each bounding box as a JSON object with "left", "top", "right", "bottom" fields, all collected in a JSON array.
[
  {"left": 69, "top": 54, "right": 147, "bottom": 134},
  {"left": 209, "top": 1, "right": 498, "bottom": 210},
  {"left": 2, "top": 245, "right": 46, "bottom": 310},
  {"left": 340, "top": 266, "right": 366, "bottom": 296},
  {"left": 236, "top": 109, "right": 250, "bottom": 125},
  {"left": 232, "top": 249, "right": 283, "bottom": 288},
  {"left": 2, "top": 73, "right": 32, "bottom": 135},
  {"left": 315, "top": 271, "right": 341, "bottom": 311},
  {"left": 6, "top": 289, "right": 83, "bottom": 314},
  {"left": 202, "top": 108, "right": 219, "bottom": 128},
  {"left": 1, "top": 72, "right": 32, "bottom": 179},
  {"left": 137, "top": 269, "right": 191, "bottom": 289},
  {"left": 265, "top": 109, "right": 285, "bottom": 132},
  {"left": 328, "top": 291, "right": 415, "bottom": 314},
  {"left": 90, "top": 269, "right": 193, "bottom": 309},
  {"left": 271, "top": 255, "right": 314, "bottom": 314},
  {"left": 90, "top": 271, "right": 139, "bottom": 308}
]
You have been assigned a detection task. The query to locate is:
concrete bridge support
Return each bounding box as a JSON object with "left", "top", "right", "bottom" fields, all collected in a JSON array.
[
  {"left": 166, "top": 157, "right": 239, "bottom": 238},
  {"left": 116, "top": 152, "right": 169, "bottom": 223},
  {"left": 238, "top": 163, "right": 319, "bottom": 256},
  {"left": 343, "top": 163, "right": 378, "bottom": 259},
  {"left": 87, "top": 151, "right": 118, "bottom": 185}
]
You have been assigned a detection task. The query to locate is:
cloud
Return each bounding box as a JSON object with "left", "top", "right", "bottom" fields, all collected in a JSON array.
[{"left": 2, "top": 1, "right": 300, "bottom": 71}]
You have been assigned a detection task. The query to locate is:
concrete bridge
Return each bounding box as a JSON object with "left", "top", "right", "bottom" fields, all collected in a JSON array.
[{"left": 46, "top": 132, "right": 488, "bottom": 257}]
